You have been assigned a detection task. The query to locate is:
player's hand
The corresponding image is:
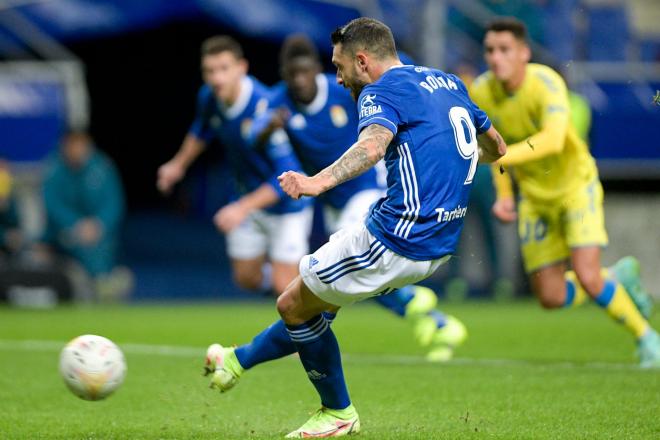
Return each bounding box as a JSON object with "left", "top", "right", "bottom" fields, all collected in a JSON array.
[
  {"left": 268, "top": 107, "right": 290, "bottom": 131},
  {"left": 278, "top": 171, "right": 319, "bottom": 199},
  {"left": 74, "top": 218, "right": 103, "bottom": 246},
  {"left": 492, "top": 197, "right": 517, "bottom": 223},
  {"left": 157, "top": 161, "right": 185, "bottom": 195},
  {"left": 213, "top": 202, "right": 249, "bottom": 233}
]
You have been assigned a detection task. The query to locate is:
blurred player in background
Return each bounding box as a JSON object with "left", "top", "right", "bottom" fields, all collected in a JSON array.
[
  {"left": 42, "top": 130, "right": 130, "bottom": 300},
  {"left": 470, "top": 18, "right": 659, "bottom": 367},
  {"left": 204, "top": 18, "right": 505, "bottom": 437},
  {"left": 249, "top": 34, "right": 467, "bottom": 362},
  {"left": 446, "top": 61, "right": 514, "bottom": 301},
  {"left": 0, "top": 160, "right": 22, "bottom": 260},
  {"left": 157, "top": 36, "right": 312, "bottom": 295}
]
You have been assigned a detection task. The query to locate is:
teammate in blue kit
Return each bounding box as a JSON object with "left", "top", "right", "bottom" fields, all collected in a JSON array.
[
  {"left": 157, "top": 36, "right": 312, "bottom": 295},
  {"left": 250, "top": 34, "right": 468, "bottom": 361},
  {"left": 204, "top": 18, "right": 505, "bottom": 437}
]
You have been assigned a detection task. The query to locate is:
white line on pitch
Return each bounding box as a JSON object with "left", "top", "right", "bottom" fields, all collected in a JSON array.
[{"left": 0, "top": 339, "right": 647, "bottom": 371}]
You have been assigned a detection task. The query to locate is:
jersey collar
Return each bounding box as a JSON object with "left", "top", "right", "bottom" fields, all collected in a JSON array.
[
  {"left": 299, "top": 74, "right": 328, "bottom": 115},
  {"left": 221, "top": 76, "right": 253, "bottom": 119}
]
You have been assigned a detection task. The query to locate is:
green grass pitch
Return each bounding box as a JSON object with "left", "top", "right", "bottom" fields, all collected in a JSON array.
[{"left": 1, "top": 301, "right": 658, "bottom": 439}]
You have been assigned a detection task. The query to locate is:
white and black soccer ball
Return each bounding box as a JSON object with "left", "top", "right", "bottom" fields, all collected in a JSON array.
[{"left": 59, "top": 334, "right": 127, "bottom": 401}]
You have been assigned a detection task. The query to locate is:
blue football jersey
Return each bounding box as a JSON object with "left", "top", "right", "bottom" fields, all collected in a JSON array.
[
  {"left": 252, "top": 74, "right": 381, "bottom": 209},
  {"left": 189, "top": 76, "right": 308, "bottom": 214},
  {"left": 357, "top": 65, "right": 491, "bottom": 260}
]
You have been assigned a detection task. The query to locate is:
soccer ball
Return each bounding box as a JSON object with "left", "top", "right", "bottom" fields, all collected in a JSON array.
[{"left": 59, "top": 334, "right": 127, "bottom": 401}]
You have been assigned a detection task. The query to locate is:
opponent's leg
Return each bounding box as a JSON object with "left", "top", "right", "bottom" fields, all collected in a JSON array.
[
  {"left": 571, "top": 247, "right": 659, "bottom": 368},
  {"left": 231, "top": 257, "right": 268, "bottom": 292}
]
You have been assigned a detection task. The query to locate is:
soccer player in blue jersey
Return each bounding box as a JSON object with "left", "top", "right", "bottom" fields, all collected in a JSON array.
[
  {"left": 204, "top": 19, "right": 505, "bottom": 437},
  {"left": 250, "top": 34, "right": 468, "bottom": 362},
  {"left": 157, "top": 36, "right": 312, "bottom": 295}
]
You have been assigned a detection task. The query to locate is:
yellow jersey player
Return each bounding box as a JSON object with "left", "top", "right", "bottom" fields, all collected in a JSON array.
[{"left": 470, "top": 17, "right": 659, "bottom": 368}]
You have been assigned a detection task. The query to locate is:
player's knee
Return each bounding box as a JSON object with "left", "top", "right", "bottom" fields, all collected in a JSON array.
[
  {"left": 534, "top": 285, "right": 565, "bottom": 309},
  {"left": 538, "top": 295, "right": 564, "bottom": 309},
  {"left": 276, "top": 291, "right": 297, "bottom": 322}
]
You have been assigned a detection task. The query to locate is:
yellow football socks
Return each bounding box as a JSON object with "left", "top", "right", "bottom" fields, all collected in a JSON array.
[
  {"left": 564, "top": 271, "right": 588, "bottom": 307},
  {"left": 566, "top": 269, "right": 649, "bottom": 339}
]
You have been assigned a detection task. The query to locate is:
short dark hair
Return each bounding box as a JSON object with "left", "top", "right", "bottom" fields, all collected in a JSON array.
[
  {"left": 331, "top": 17, "right": 397, "bottom": 59},
  {"left": 280, "top": 34, "right": 320, "bottom": 66},
  {"left": 200, "top": 35, "right": 244, "bottom": 59},
  {"left": 486, "top": 17, "right": 528, "bottom": 42}
]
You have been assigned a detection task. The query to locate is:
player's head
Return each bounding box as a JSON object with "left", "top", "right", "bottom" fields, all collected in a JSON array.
[
  {"left": 280, "top": 34, "right": 322, "bottom": 104},
  {"left": 331, "top": 17, "right": 398, "bottom": 100},
  {"left": 61, "top": 130, "right": 92, "bottom": 169},
  {"left": 200, "top": 36, "right": 248, "bottom": 103},
  {"left": 483, "top": 18, "right": 531, "bottom": 84}
]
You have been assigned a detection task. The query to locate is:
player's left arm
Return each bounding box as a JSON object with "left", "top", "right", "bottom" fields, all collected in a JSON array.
[
  {"left": 216, "top": 131, "right": 299, "bottom": 233},
  {"left": 478, "top": 125, "right": 507, "bottom": 163},
  {"left": 279, "top": 123, "right": 392, "bottom": 199},
  {"left": 497, "top": 71, "right": 570, "bottom": 166}
]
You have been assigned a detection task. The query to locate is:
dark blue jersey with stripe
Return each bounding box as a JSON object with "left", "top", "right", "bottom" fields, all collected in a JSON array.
[
  {"left": 252, "top": 74, "right": 381, "bottom": 209},
  {"left": 189, "top": 76, "right": 309, "bottom": 214},
  {"left": 357, "top": 65, "right": 491, "bottom": 260}
]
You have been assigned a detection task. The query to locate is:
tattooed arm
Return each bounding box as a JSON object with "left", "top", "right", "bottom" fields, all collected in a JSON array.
[{"left": 278, "top": 123, "right": 393, "bottom": 199}]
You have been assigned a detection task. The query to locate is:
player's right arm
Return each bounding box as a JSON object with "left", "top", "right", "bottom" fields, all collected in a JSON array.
[
  {"left": 278, "top": 123, "right": 391, "bottom": 199},
  {"left": 157, "top": 134, "right": 206, "bottom": 194},
  {"left": 157, "top": 86, "right": 214, "bottom": 195},
  {"left": 249, "top": 107, "right": 290, "bottom": 148}
]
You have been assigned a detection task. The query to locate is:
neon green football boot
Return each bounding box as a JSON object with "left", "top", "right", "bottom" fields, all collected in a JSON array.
[
  {"left": 610, "top": 256, "right": 654, "bottom": 319},
  {"left": 404, "top": 286, "right": 438, "bottom": 316},
  {"left": 203, "top": 343, "right": 243, "bottom": 392},
  {"left": 285, "top": 405, "right": 360, "bottom": 438},
  {"left": 414, "top": 314, "right": 468, "bottom": 362}
]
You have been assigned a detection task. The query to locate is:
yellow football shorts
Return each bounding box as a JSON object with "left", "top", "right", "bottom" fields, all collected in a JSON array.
[{"left": 518, "top": 178, "right": 608, "bottom": 273}]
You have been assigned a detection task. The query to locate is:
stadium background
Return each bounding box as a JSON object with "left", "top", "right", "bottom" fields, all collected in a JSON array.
[{"left": 0, "top": 0, "right": 659, "bottom": 302}]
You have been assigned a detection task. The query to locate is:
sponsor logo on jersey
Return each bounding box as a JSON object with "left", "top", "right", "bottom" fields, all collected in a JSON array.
[
  {"left": 435, "top": 205, "right": 467, "bottom": 223},
  {"left": 330, "top": 105, "right": 348, "bottom": 127},
  {"left": 361, "top": 94, "right": 376, "bottom": 107},
  {"left": 210, "top": 115, "right": 222, "bottom": 129},
  {"left": 289, "top": 113, "right": 306, "bottom": 129},
  {"left": 240, "top": 118, "right": 252, "bottom": 140},
  {"left": 309, "top": 256, "right": 319, "bottom": 269},
  {"left": 255, "top": 98, "right": 268, "bottom": 115},
  {"left": 360, "top": 94, "right": 383, "bottom": 118}
]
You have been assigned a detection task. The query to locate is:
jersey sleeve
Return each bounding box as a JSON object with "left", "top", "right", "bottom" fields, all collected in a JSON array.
[
  {"left": 263, "top": 129, "right": 302, "bottom": 198},
  {"left": 356, "top": 84, "right": 402, "bottom": 136},
  {"left": 187, "top": 86, "right": 216, "bottom": 143},
  {"left": 246, "top": 86, "right": 288, "bottom": 147},
  {"left": 491, "top": 163, "right": 514, "bottom": 199},
  {"left": 453, "top": 75, "right": 491, "bottom": 134},
  {"left": 498, "top": 68, "right": 570, "bottom": 166},
  {"left": 247, "top": 108, "right": 276, "bottom": 147}
]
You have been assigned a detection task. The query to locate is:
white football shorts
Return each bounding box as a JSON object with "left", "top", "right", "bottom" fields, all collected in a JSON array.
[
  {"left": 299, "top": 222, "right": 450, "bottom": 306},
  {"left": 226, "top": 206, "right": 313, "bottom": 264}
]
